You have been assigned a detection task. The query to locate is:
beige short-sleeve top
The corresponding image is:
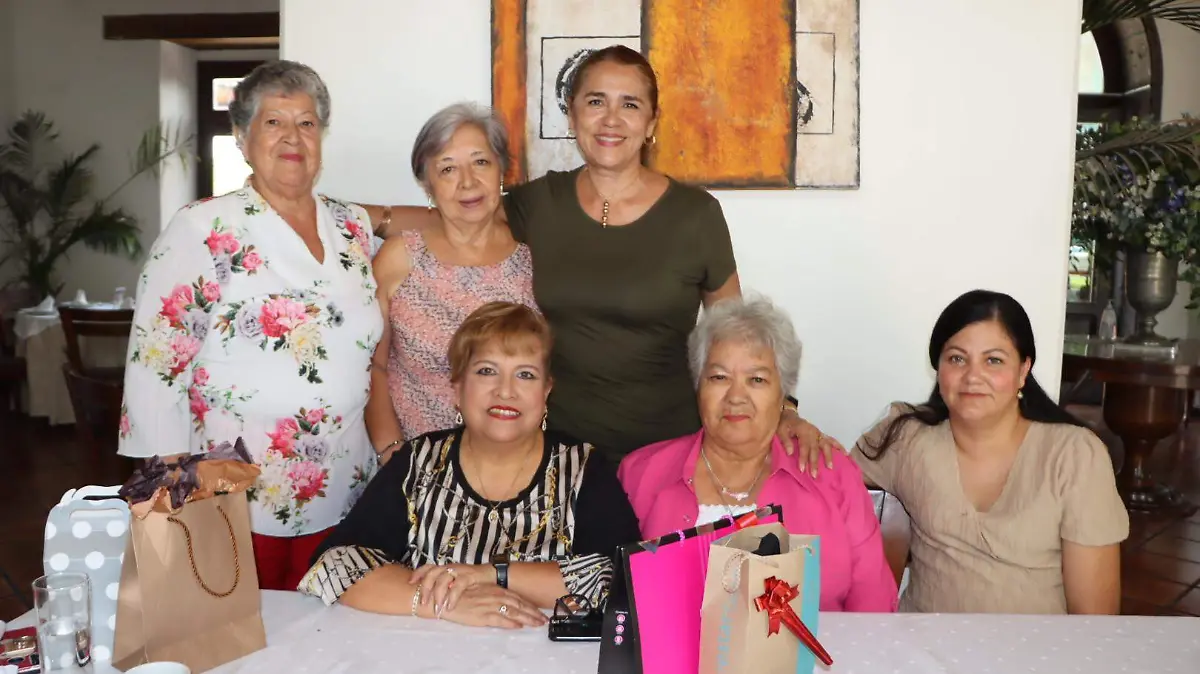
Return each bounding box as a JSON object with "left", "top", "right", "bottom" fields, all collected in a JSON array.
[{"left": 851, "top": 403, "right": 1129, "bottom": 614}]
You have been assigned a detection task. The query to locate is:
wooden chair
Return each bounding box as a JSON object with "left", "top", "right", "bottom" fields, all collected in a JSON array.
[
  {"left": 871, "top": 489, "right": 912, "bottom": 588},
  {"left": 62, "top": 362, "right": 124, "bottom": 455},
  {"left": 0, "top": 312, "right": 26, "bottom": 415},
  {"left": 57, "top": 306, "right": 133, "bottom": 380}
]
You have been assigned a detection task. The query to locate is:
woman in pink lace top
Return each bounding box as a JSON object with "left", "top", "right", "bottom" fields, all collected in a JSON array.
[{"left": 366, "top": 103, "right": 537, "bottom": 461}]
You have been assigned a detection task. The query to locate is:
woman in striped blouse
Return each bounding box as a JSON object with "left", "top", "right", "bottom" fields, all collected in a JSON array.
[{"left": 299, "top": 302, "right": 640, "bottom": 628}]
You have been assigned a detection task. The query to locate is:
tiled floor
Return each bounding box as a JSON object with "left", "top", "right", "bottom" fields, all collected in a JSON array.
[
  {"left": 0, "top": 414, "right": 133, "bottom": 621},
  {"left": 2, "top": 405, "right": 1200, "bottom": 621}
]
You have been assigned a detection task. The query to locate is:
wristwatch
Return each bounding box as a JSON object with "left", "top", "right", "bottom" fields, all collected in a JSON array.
[{"left": 491, "top": 553, "right": 510, "bottom": 589}]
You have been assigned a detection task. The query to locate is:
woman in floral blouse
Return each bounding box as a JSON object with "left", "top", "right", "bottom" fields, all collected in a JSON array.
[{"left": 118, "top": 60, "right": 382, "bottom": 591}]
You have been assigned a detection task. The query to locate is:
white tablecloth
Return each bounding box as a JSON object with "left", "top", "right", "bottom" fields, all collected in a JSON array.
[
  {"left": 13, "top": 306, "right": 128, "bottom": 425},
  {"left": 11, "top": 591, "right": 1200, "bottom": 673}
]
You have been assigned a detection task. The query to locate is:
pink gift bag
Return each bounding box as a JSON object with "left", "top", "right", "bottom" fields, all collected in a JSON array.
[{"left": 597, "top": 504, "right": 783, "bottom": 674}]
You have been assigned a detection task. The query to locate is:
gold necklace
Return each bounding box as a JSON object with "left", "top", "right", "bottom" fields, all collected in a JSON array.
[
  {"left": 583, "top": 167, "right": 642, "bottom": 228},
  {"left": 464, "top": 432, "right": 539, "bottom": 523}
]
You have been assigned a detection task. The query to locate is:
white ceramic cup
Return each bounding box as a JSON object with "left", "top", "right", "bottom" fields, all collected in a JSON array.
[{"left": 124, "top": 663, "right": 191, "bottom": 674}]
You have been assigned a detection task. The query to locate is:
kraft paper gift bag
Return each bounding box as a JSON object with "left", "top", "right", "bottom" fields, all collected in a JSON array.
[
  {"left": 42, "top": 485, "right": 131, "bottom": 664},
  {"left": 597, "top": 505, "right": 782, "bottom": 674},
  {"left": 699, "top": 523, "right": 828, "bottom": 674},
  {"left": 111, "top": 440, "right": 265, "bottom": 673}
]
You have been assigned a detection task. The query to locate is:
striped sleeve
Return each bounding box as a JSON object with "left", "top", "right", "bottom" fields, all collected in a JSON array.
[
  {"left": 558, "top": 552, "right": 614, "bottom": 609},
  {"left": 298, "top": 546, "right": 395, "bottom": 605}
]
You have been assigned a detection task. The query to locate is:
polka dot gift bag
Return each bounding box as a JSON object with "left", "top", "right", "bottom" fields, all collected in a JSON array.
[
  {"left": 110, "top": 439, "right": 266, "bottom": 673},
  {"left": 42, "top": 485, "right": 131, "bottom": 664}
]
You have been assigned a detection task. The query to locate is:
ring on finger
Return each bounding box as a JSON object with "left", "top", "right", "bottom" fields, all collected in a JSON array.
[
  {"left": 445, "top": 567, "right": 457, "bottom": 577},
  {"left": 498, "top": 604, "right": 509, "bottom": 616}
]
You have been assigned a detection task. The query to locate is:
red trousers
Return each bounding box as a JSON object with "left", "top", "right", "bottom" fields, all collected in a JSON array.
[{"left": 250, "top": 527, "right": 333, "bottom": 591}]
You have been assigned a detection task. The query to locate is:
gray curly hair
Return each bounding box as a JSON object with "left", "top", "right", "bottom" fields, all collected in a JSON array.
[
  {"left": 228, "top": 60, "right": 331, "bottom": 139},
  {"left": 688, "top": 295, "right": 802, "bottom": 394}
]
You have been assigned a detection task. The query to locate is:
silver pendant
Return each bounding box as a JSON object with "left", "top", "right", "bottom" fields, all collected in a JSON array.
[
  {"left": 488, "top": 509, "right": 500, "bottom": 523},
  {"left": 722, "top": 488, "right": 751, "bottom": 501}
]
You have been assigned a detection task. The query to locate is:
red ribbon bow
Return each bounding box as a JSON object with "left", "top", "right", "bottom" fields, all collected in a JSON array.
[{"left": 754, "top": 576, "right": 833, "bottom": 666}]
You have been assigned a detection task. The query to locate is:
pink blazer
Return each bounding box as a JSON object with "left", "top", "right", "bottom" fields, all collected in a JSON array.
[{"left": 618, "top": 430, "right": 898, "bottom": 613}]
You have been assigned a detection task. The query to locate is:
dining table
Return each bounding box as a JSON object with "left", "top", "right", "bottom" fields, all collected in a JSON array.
[
  {"left": 13, "top": 302, "right": 129, "bottom": 425},
  {"left": 9, "top": 590, "right": 1199, "bottom": 673}
]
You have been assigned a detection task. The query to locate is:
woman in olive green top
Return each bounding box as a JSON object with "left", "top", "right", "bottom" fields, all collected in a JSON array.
[{"left": 368, "top": 46, "right": 837, "bottom": 462}]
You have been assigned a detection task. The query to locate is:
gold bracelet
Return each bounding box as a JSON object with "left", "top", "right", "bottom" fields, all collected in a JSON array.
[
  {"left": 377, "top": 438, "right": 402, "bottom": 456},
  {"left": 375, "top": 204, "right": 392, "bottom": 236},
  {"left": 411, "top": 585, "right": 422, "bottom": 617}
]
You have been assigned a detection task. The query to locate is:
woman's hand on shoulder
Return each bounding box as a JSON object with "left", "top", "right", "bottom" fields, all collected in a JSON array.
[{"left": 777, "top": 410, "right": 843, "bottom": 477}]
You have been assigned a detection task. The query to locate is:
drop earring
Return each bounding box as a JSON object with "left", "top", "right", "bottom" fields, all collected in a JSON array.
[
  {"left": 500, "top": 177, "right": 505, "bottom": 195},
  {"left": 540, "top": 412, "right": 548, "bottom": 432},
  {"left": 454, "top": 409, "right": 463, "bottom": 425},
  {"left": 427, "top": 195, "right": 434, "bottom": 212}
]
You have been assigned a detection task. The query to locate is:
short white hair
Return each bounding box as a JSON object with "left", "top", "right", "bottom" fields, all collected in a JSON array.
[{"left": 688, "top": 295, "right": 801, "bottom": 393}]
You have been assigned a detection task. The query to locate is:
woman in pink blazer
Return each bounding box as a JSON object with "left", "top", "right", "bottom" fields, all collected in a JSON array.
[{"left": 618, "top": 296, "right": 898, "bottom": 612}]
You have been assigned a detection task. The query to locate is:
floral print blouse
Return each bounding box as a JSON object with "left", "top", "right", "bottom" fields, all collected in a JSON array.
[{"left": 118, "top": 184, "right": 383, "bottom": 538}]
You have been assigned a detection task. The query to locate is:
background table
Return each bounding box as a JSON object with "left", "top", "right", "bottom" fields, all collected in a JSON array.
[
  {"left": 11, "top": 591, "right": 1200, "bottom": 673},
  {"left": 1062, "top": 337, "right": 1200, "bottom": 512},
  {"left": 13, "top": 305, "right": 128, "bottom": 425}
]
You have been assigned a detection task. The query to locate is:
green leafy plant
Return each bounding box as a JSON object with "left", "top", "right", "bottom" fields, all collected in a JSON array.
[
  {"left": 0, "top": 111, "right": 193, "bottom": 299},
  {"left": 1073, "top": 117, "right": 1200, "bottom": 306}
]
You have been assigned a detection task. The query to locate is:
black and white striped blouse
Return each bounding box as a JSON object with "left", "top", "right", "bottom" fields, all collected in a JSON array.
[{"left": 299, "top": 429, "right": 640, "bottom": 609}]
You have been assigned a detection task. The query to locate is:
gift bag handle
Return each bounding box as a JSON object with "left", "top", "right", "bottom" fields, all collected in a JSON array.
[
  {"left": 722, "top": 543, "right": 814, "bottom": 593},
  {"left": 167, "top": 504, "right": 241, "bottom": 598}
]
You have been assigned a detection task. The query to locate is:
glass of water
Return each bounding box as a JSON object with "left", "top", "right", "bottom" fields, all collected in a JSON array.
[{"left": 33, "top": 572, "right": 93, "bottom": 671}]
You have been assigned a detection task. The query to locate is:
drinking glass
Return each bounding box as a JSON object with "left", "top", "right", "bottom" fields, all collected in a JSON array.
[{"left": 33, "top": 572, "right": 93, "bottom": 671}]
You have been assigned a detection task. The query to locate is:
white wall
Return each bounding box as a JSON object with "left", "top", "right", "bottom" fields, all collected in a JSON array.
[
  {"left": 283, "top": 0, "right": 1084, "bottom": 443},
  {"left": 1153, "top": 21, "right": 1200, "bottom": 339},
  {"left": 0, "top": 1, "right": 14, "bottom": 133},
  {"left": 159, "top": 41, "right": 199, "bottom": 239},
  {"left": 5, "top": 0, "right": 279, "bottom": 300}
]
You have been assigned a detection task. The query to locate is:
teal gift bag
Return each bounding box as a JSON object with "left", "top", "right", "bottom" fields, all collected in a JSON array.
[{"left": 699, "top": 523, "right": 826, "bottom": 674}]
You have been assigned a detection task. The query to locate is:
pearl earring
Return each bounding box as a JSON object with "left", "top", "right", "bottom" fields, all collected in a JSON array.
[{"left": 427, "top": 195, "right": 434, "bottom": 212}]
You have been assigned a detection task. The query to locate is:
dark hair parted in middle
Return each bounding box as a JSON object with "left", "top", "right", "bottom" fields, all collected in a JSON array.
[{"left": 861, "top": 289, "right": 1087, "bottom": 461}]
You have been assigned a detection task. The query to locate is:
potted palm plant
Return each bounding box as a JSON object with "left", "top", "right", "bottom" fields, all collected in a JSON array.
[{"left": 0, "top": 111, "right": 192, "bottom": 304}]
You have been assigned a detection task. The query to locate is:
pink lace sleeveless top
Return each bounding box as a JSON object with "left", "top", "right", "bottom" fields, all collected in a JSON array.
[{"left": 387, "top": 230, "right": 537, "bottom": 440}]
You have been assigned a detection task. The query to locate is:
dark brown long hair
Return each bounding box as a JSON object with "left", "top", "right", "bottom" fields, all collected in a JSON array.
[{"left": 861, "top": 290, "right": 1088, "bottom": 461}]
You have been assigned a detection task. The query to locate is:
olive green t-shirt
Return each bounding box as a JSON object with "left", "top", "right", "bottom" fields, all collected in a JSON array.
[{"left": 503, "top": 168, "right": 736, "bottom": 459}]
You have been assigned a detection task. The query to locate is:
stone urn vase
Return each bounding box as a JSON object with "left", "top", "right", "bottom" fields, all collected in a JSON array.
[{"left": 1124, "top": 250, "right": 1179, "bottom": 345}]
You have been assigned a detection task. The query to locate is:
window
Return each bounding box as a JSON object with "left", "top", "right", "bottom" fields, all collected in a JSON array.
[
  {"left": 197, "top": 61, "right": 263, "bottom": 198},
  {"left": 1078, "top": 32, "right": 1105, "bottom": 96}
]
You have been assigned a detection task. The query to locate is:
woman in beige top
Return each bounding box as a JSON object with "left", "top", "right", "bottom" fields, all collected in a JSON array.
[{"left": 847, "top": 290, "right": 1128, "bottom": 614}]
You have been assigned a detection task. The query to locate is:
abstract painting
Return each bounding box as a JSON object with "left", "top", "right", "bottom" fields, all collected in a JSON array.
[{"left": 491, "top": 0, "right": 860, "bottom": 189}]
